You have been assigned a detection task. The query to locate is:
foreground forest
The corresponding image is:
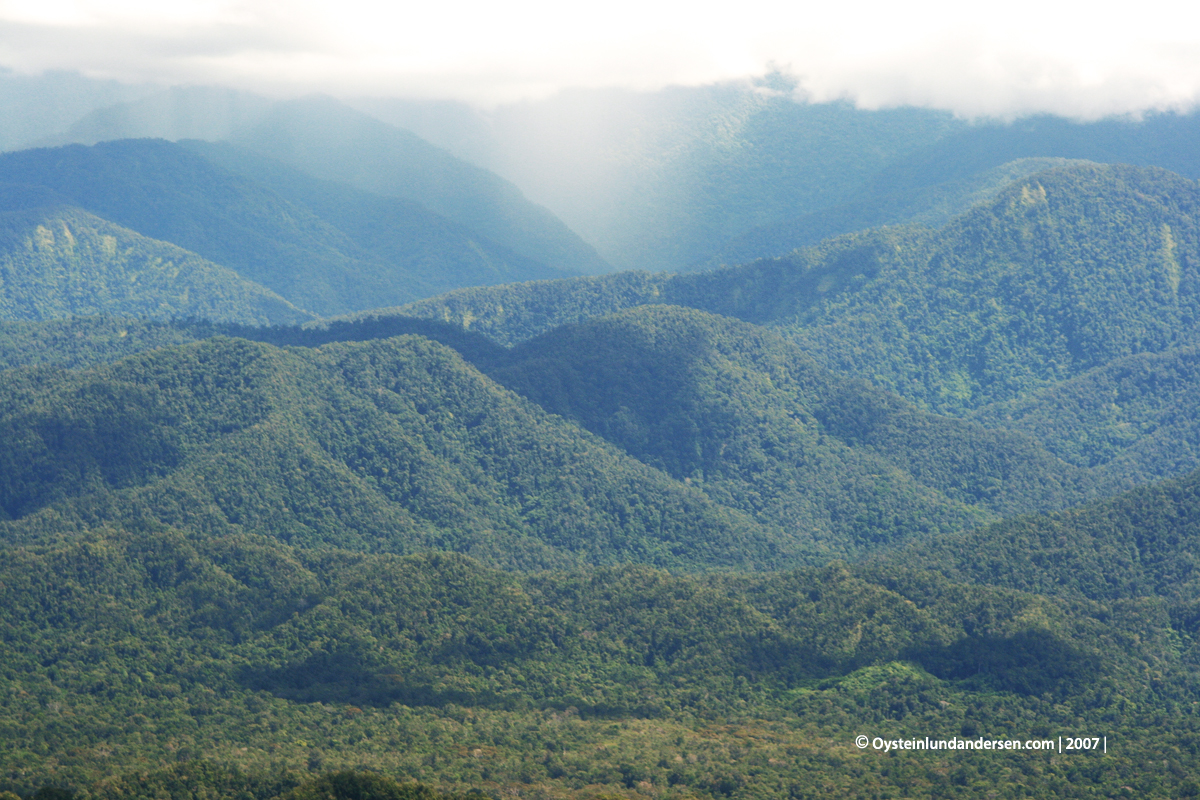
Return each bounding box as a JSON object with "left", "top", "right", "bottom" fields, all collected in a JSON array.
[{"left": 5, "top": 91, "right": 1200, "bottom": 798}]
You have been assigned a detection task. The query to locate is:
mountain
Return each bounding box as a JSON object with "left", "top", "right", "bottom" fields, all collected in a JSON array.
[
  {"left": 481, "top": 305, "right": 1092, "bottom": 552},
  {"left": 866, "top": 110, "right": 1200, "bottom": 199},
  {"left": 353, "top": 83, "right": 966, "bottom": 271},
  {"left": 36, "top": 85, "right": 274, "bottom": 147},
  {"left": 880, "top": 464, "right": 1200, "bottom": 607},
  {"left": 0, "top": 68, "right": 158, "bottom": 152},
  {"left": 0, "top": 139, "right": 576, "bottom": 316},
  {"left": 0, "top": 334, "right": 786, "bottom": 570},
  {"left": 0, "top": 306, "right": 1102, "bottom": 559},
  {"left": 38, "top": 88, "right": 607, "bottom": 275},
  {"left": 698, "top": 157, "right": 1091, "bottom": 268},
  {"left": 0, "top": 199, "right": 309, "bottom": 325},
  {"left": 224, "top": 96, "right": 609, "bottom": 275},
  {"left": 968, "top": 344, "right": 1200, "bottom": 488},
  {"left": 357, "top": 88, "right": 1200, "bottom": 271},
  {"left": 399, "top": 162, "right": 1200, "bottom": 418},
  {"left": 179, "top": 140, "right": 572, "bottom": 295}
]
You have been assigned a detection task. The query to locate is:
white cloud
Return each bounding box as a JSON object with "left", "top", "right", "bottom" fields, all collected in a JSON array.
[{"left": 1, "top": 0, "right": 1198, "bottom": 117}]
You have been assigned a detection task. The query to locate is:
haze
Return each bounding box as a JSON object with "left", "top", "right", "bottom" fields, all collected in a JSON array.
[{"left": 2, "top": 0, "right": 1199, "bottom": 118}]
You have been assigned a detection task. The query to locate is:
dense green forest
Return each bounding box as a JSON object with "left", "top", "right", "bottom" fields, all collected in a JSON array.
[
  {"left": 3, "top": 319, "right": 1200, "bottom": 796},
  {"left": 0, "top": 202, "right": 309, "bottom": 325},
  {"left": 5, "top": 516, "right": 1200, "bottom": 798},
  {"left": 400, "top": 163, "right": 1200, "bottom": 418},
  {"left": 9, "top": 96, "right": 1200, "bottom": 799},
  {"left": 0, "top": 334, "right": 789, "bottom": 569},
  {"left": 0, "top": 310, "right": 1130, "bottom": 564}
]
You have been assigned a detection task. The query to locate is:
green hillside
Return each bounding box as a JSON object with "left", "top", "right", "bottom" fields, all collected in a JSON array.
[
  {"left": 971, "top": 344, "right": 1200, "bottom": 488},
  {"left": 700, "top": 157, "right": 1090, "bottom": 268},
  {"left": 882, "top": 464, "right": 1200, "bottom": 606},
  {"left": 0, "top": 307, "right": 1100, "bottom": 560},
  {"left": 0, "top": 334, "right": 785, "bottom": 570},
  {"left": 400, "top": 163, "right": 1200, "bottom": 419},
  {"left": 778, "top": 164, "right": 1200, "bottom": 413},
  {"left": 227, "top": 96, "right": 609, "bottom": 275},
  {"left": 482, "top": 305, "right": 1091, "bottom": 553},
  {"left": 0, "top": 202, "right": 310, "bottom": 325},
  {"left": 7, "top": 118, "right": 1200, "bottom": 799}
]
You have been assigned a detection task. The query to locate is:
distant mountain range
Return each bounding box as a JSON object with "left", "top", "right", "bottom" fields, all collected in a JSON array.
[{"left": 0, "top": 137, "right": 594, "bottom": 319}]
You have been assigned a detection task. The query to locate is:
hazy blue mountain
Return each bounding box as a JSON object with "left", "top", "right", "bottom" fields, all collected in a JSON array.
[
  {"left": 867, "top": 110, "right": 1200, "bottom": 197},
  {"left": 359, "top": 83, "right": 965, "bottom": 271},
  {"left": 0, "top": 68, "right": 158, "bottom": 152},
  {"left": 360, "top": 89, "right": 1200, "bottom": 272},
  {"left": 698, "top": 157, "right": 1090, "bottom": 268},
  {"left": 0, "top": 139, "right": 419, "bottom": 315},
  {"left": 179, "top": 139, "right": 574, "bottom": 293},
  {"left": 0, "top": 139, "right": 581, "bottom": 316},
  {"left": 38, "top": 85, "right": 274, "bottom": 146},
  {"left": 226, "top": 95, "right": 609, "bottom": 275}
]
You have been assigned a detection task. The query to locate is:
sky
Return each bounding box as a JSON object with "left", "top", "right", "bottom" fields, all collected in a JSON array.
[{"left": 1, "top": 0, "right": 1199, "bottom": 119}]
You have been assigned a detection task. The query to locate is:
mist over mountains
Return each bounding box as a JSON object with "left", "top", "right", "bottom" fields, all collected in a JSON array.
[{"left": 8, "top": 68, "right": 1200, "bottom": 798}]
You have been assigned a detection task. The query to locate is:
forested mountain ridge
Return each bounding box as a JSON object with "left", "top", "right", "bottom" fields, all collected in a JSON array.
[
  {"left": 179, "top": 140, "right": 573, "bottom": 295},
  {"left": 879, "top": 464, "right": 1200, "bottom": 608},
  {"left": 0, "top": 307, "right": 1109, "bottom": 560},
  {"left": 10, "top": 90, "right": 1200, "bottom": 799},
  {"left": 0, "top": 334, "right": 787, "bottom": 569},
  {"left": 970, "top": 343, "right": 1200, "bottom": 487},
  {"left": 698, "top": 157, "right": 1091, "bottom": 269},
  {"left": 399, "top": 162, "right": 1200, "bottom": 417},
  {"left": 0, "top": 138, "right": 584, "bottom": 319},
  {"left": 0, "top": 201, "right": 311, "bottom": 325},
  {"left": 481, "top": 305, "right": 1094, "bottom": 550}
]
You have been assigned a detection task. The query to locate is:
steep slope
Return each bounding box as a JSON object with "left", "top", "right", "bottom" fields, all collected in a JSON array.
[
  {"left": 700, "top": 157, "right": 1090, "bottom": 268},
  {"left": 481, "top": 305, "right": 1090, "bottom": 554},
  {"left": 179, "top": 140, "right": 573, "bottom": 292},
  {"left": 400, "top": 163, "right": 1200, "bottom": 418},
  {"left": 0, "top": 139, "right": 424, "bottom": 315},
  {"left": 0, "top": 139, "right": 577, "bottom": 316},
  {"left": 778, "top": 163, "right": 1200, "bottom": 413},
  {"left": 227, "top": 96, "right": 609, "bottom": 275},
  {"left": 0, "top": 201, "right": 310, "bottom": 325},
  {"left": 0, "top": 335, "right": 784, "bottom": 570}
]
